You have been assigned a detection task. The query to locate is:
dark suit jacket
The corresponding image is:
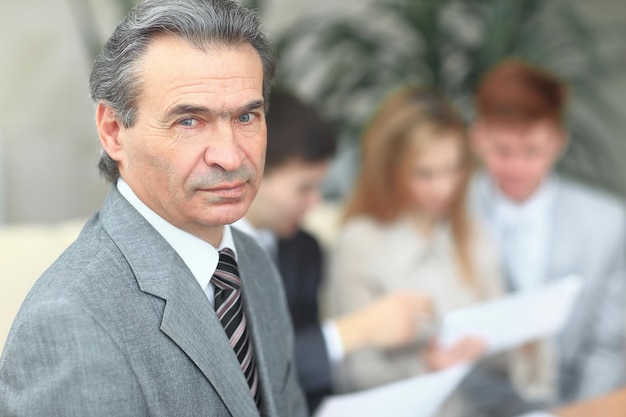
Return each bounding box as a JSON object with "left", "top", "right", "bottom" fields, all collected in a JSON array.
[
  {"left": 0, "top": 187, "right": 307, "bottom": 417},
  {"left": 277, "top": 230, "right": 333, "bottom": 412}
]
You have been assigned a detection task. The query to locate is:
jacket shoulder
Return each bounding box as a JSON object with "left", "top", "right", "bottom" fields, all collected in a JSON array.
[{"left": 558, "top": 178, "right": 626, "bottom": 219}]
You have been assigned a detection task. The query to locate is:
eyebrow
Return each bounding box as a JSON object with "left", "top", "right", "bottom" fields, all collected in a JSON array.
[{"left": 162, "top": 99, "right": 265, "bottom": 122}]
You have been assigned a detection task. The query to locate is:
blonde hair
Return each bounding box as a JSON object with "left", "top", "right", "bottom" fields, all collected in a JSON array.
[{"left": 344, "top": 87, "right": 477, "bottom": 287}]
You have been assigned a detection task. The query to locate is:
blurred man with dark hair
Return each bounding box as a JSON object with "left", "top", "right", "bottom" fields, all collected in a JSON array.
[
  {"left": 235, "top": 90, "right": 432, "bottom": 412},
  {"left": 470, "top": 59, "right": 626, "bottom": 406}
]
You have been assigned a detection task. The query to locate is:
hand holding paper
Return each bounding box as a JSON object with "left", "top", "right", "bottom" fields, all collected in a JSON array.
[
  {"left": 425, "top": 336, "right": 486, "bottom": 372},
  {"left": 439, "top": 275, "right": 583, "bottom": 354},
  {"left": 315, "top": 276, "right": 583, "bottom": 417}
]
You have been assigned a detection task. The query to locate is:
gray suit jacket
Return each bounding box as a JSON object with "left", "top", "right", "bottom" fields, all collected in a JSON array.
[
  {"left": 0, "top": 187, "right": 307, "bottom": 417},
  {"left": 471, "top": 173, "right": 626, "bottom": 404}
]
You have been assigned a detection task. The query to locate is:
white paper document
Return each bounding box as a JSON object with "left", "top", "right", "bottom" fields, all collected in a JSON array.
[
  {"left": 315, "top": 364, "right": 471, "bottom": 417},
  {"left": 315, "top": 276, "right": 582, "bottom": 417},
  {"left": 440, "top": 275, "right": 583, "bottom": 353}
]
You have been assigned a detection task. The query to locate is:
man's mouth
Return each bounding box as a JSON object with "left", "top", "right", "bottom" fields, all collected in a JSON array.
[{"left": 200, "top": 182, "right": 247, "bottom": 198}]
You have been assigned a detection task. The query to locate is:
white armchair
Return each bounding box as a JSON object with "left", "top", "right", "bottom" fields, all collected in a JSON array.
[{"left": 0, "top": 218, "right": 84, "bottom": 350}]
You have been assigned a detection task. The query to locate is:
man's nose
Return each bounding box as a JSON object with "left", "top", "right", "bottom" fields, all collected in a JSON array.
[
  {"left": 205, "top": 121, "right": 245, "bottom": 172},
  {"left": 503, "top": 155, "right": 528, "bottom": 176}
]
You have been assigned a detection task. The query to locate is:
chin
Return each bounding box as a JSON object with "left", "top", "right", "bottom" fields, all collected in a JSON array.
[
  {"left": 498, "top": 180, "right": 528, "bottom": 197},
  {"left": 211, "top": 202, "right": 252, "bottom": 226},
  {"left": 424, "top": 201, "right": 451, "bottom": 214},
  {"left": 276, "top": 225, "right": 299, "bottom": 239},
  {"left": 502, "top": 188, "right": 533, "bottom": 202}
]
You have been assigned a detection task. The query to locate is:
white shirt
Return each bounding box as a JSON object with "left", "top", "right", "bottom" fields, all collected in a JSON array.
[
  {"left": 117, "top": 179, "right": 236, "bottom": 306},
  {"left": 232, "top": 217, "right": 345, "bottom": 364},
  {"left": 475, "top": 174, "right": 558, "bottom": 291}
]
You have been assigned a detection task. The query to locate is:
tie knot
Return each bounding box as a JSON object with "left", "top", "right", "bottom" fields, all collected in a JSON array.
[{"left": 212, "top": 248, "right": 241, "bottom": 291}]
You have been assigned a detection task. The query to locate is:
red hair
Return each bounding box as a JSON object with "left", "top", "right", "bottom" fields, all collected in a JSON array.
[{"left": 476, "top": 60, "right": 568, "bottom": 127}]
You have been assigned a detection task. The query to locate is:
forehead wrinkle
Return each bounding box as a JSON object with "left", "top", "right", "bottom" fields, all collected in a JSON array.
[
  {"left": 161, "top": 76, "right": 259, "bottom": 101},
  {"left": 136, "top": 38, "right": 264, "bottom": 125},
  {"left": 158, "top": 75, "right": 262, "bottom": 112}
]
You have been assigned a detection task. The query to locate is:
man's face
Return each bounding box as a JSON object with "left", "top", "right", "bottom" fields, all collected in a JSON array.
[
  {"left": 101, "top": 36, "right": 266, "bottom": 243},
  {"left": 251, "top": 159, "right": 329, "bottom": 238},
  {"left": 472, "top": 120, "right": 565, "bottom": 202}
]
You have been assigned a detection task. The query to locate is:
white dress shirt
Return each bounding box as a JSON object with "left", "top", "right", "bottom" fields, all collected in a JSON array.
[
  {"left": 475, "top": 174, "right": 557, "bottom": 291},
  {"left": 232, "top": 217, "right": 345, "bottom": 364},
  {"left": 117, "top": 179, "right": 236, "bottom": 306},
  {"left": 473, "top": 173, "right": 560, "bottom": 401}
]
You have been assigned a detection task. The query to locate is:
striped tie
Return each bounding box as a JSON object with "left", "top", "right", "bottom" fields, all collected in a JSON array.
[{"left": 212, "top": 248, "right": 262, "bottom": 412}]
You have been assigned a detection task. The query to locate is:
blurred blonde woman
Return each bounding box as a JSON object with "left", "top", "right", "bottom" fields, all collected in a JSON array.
[{"left": 325, "top": 87, "right": 503, "bottom": 413}]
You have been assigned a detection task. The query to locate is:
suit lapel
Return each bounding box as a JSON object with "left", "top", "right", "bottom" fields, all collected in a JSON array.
[
  {"left": 545, "top": 184, "right": 586, "bottom": 363},
  {"left": 546, "top": 186, "right": 581, "bottom": 281},
  {"left": 100, "top": 188, "right": 259, "bottom": 416},
  {"left": 156, "top": 262, "right": 259, "bottom": 417}
]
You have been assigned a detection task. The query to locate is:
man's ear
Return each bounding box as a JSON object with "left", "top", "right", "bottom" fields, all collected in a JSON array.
[
  {"left": 95, "top": 102, "right": 124, "bottom": 162},
  {"left": 555, "top": 129, "right": 570, "bottom": 157}
]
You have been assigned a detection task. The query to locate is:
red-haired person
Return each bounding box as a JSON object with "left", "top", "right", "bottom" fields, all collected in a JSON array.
[{"left": 470, "top": 60, "right": 626, "bottom": 406}]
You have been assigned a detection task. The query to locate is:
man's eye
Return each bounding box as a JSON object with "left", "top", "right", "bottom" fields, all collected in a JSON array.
[
  {"left": 238, "top": 113, "right": 255, "bottom": 123},
  {"left": 179, "top": 118, "right": 198, "bottom": 127}
]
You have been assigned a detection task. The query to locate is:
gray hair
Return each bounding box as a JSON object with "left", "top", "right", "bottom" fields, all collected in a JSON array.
[{"left": 90, "top": 0, "right": 277, "bottom": 182}]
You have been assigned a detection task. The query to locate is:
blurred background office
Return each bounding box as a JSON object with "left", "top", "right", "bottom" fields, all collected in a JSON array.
[{"left": 1, "top": 0, "right": 626, "bottom": 225}]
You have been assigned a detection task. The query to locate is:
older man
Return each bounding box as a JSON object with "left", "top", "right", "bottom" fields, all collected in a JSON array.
[{"left": 0, "top": 1, "right": 307, "bottom": 416}]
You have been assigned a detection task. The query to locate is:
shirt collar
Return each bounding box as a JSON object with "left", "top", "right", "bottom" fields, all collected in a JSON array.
[
  {"left": 116, "top": 178, "right": 237, "bottom": 290},
  {"left": 232, "top": 217, "right": 259, "bottom": 240}
]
